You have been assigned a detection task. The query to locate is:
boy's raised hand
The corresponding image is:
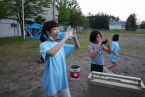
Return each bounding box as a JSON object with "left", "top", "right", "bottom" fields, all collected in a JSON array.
[
  {"left": 63, "top": 30, "right": 69, "bottom": 41},
  {"left": 72, "top": 28, "right": 76, "bottom": 38},
  {"left": 105, "top": 39, "right": 110, "bottom": 46}
]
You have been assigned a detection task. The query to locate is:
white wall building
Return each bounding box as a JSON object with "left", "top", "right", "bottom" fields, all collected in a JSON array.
[
  {"left": 109, "top": 21, "right": 125, "bottom": 30},
  {"left": 0, "top": 2, "right": 58, "bottom": 38},
  {"left": 41, "top": 3, "right": 58, "bottom": 22},
  {"left": 0, "top": 19, "right": 21, "bottom": 37}
]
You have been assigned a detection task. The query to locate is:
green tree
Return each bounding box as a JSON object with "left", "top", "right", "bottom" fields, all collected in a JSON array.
[
  {"left": 140, "top": 21, "right": 145, "bottom": 29},
  {"left": 125, "top": 13, "right": 137, "bottom": 31},
  {"left": 0, "top": 0, "right": 51, "bottom": 38},
  {"left": 87, "top": 12, "right": 119, "bottom": 29},
  {"left": 34, "top": 16, "right": 46, "bottom": 24},
  {"left": 56, "top": 0, "right": 88, "bottom": 28},
  {"left": 95, "top": 13, "right": 109, "bottom": 30},
  {"left": 88, "top": 15, "right": 96, "bottom": 29},
  {"left": 0, "top": 0, "right": 10, "bottom": 18},
  {"left": 109, "top": 15, "right": 119, "bottom": 21},
  {"left": 56, "top": 0, "right": 70, "bottom": 25},
  {"left": 79, "top": 15, "right": 89, "bottom": 28},
  {"left": 68, "top": 0, "right": 88, "bottom": 27}
]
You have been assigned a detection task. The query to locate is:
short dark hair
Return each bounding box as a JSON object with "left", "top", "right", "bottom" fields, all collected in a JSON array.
[
  {"left": 42, "top": 21, "right": 59, "bottom": 35},
  {"left": 112, "top": 34, "right": 119, "bottom": 41},
  {"left": 89, "top": 30, "right": 102, "bottom": 43}
]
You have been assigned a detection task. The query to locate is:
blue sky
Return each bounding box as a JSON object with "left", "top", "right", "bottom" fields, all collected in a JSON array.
[{"left": 77, "top": 0, "right": 145, "bottom": 23}]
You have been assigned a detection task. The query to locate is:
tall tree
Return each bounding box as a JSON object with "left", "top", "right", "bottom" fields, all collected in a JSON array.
[
  {"left": 95, "top": 13, "right": 109, "bottom": 29},
  {"left": 0, "top": 0, "right": 10, "bottom": 18},
  {"left": 88, "top": 15, "right": 96, "bottom": 29},
  {"left": 56, "top": 0, "right": 88, "bottom": 28},
  {"left": 140, "top": 21, "right": 145, "bottom": 29},
  {"left": 34, "top": 16, "right": 46, "bottom": 24},
  {"left": 87, "top": 13, "right": 119, "bottom": 29},
  {"left": 68, "top": 0, "right": 88, "bottom": 27},
  {"left": 56, "top": 0, "right": 70, "bottom": 25},
  {"left": 0, "top": 0, "right": 51, "bottom": 37},
  {"left": 125, "top": 13, "right": 137, "bottom": 31}
]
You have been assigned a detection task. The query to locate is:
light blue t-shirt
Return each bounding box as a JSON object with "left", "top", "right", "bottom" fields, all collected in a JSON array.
[
  {"left": 109, "top": 41, "right": 120, "bottom": 62},
  {"left": 40, "top": 41, "right": 75, "bottom": 96}
]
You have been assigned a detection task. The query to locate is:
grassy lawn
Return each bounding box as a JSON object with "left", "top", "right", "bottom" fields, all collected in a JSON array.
[
  {"left": 0, "top": 37, "right": 39, "bottom": 57},
  {"left": 0, "top": 30, "right": 145, "bottom": 60},
  {"left": 76, "top": 30, "right": 145, "bottom": 54}
]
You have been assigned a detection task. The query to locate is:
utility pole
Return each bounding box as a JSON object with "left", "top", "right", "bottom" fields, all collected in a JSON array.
[
  {"left": 22, "top": 0, "right": 25, "bottom": 40},
  {"left": 53, "top": 0, "right": 55, "bottom": 21}
]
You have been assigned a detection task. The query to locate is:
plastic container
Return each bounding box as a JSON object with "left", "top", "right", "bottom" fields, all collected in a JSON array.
[
  {"left": 87, "top": 71, "right": 145, "bottom": 97},
  {"left": 70, "top": 65, "right": 80, "bottom": 80}
]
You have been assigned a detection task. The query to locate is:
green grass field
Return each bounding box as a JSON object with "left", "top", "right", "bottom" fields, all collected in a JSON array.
[{"left": 0, "top": 30, "right": 145, "bottom": 57}]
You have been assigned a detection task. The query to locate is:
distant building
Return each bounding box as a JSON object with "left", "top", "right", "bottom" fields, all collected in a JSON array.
[
  {"left": 0, "top": 2, "right": 58, "bottom": 38},
  {"left": 109, "top": 21, "right": 125, "bottom": 30},
  {"left": 0, "top": 19, "right": 21, "bottom": 37},
  {"left": 25, "top": 3, "right": 58, "bottom": 22},
  {"left": 41, "top": 4, "right": 58, "bottom": 22}
]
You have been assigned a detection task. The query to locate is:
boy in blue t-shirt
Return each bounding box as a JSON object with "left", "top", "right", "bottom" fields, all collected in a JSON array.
[{"left": 40, "top": 21, "right": 80, "bottom": 97}]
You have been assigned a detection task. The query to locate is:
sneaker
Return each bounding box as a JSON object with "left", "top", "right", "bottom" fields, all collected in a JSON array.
[
  {"left": 104, "top": 67, "right": 114, "bottom": 74},
  {"left": 37, "top": 59, "right": 44, "bottom": 63}
]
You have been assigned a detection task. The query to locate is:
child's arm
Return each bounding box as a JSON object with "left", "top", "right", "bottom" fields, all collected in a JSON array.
[
  {"left": 103, "top": 39, "right": 112, "bottom": 53},
  {"left": 88, "top": 49, "right": 97, "bottom": 57},
  {"left": 47, "top": 32, "right": 69, "bottom": 56},
  {"left": 72, "top": 28, "right": 80, "bottom": 49},
  {"left": 88, "top": 44, "right": 101, "bottom": 57}
]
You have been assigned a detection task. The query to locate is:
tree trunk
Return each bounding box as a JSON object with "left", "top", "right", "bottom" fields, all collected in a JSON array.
[{"left": 16, "top": 13, "right": 24, "bottom": 38}]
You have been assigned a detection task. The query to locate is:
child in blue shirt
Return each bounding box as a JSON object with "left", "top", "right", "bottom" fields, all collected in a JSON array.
[
  {"left": 106, "top": 34, "right": 120, "bottom": 72},
  {"left": 40, "top": 21, "right": 80, "bottom": 97},
  {"left": 37, "top": 33, "right": 48, "bottom": 63}
]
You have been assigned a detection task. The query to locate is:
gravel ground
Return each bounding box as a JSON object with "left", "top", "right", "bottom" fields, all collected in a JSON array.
[{"left": 0, "top": 33, "right": 145, "bottom": 97}]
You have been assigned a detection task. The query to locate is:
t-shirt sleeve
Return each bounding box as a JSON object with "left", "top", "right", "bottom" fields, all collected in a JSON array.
[
  {"left": 111, "top": 42, "right": 116, "bottom": 51},
  {"left": 111, "top": 42, "right": 120, "bottom": 52},
  {"left": 40, "top": 42, "right": 51, "bottom": 60},
  {"left": 88, "top": 44, "right": 95, "bottom": 51},
  {"left": 101, "top": 44, "right": 105, "bottom": 49},
  {"left": 88, "top": 44, "right": 92, "bottom": 51},
  {"left": 64, "top": 44, "right": 75, "bottom": 57}
]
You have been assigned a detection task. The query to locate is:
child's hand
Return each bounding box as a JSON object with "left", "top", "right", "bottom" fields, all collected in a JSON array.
[
  {"left": 72, "top": 28, "right": 76, "bottom": 38},
  {"left": 105, "top": 39, "right": 110, "bottom": 46},
  {"left": 63, "top": 31, "right": 69, "bottom": 41},
  {"left": 88, "top": 49, "right": 97, "bottom": 57}
]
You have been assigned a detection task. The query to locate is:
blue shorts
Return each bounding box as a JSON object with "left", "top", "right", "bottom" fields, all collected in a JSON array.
[{"left": 109, "top": 54, "right": 119, "bottom": 62}]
